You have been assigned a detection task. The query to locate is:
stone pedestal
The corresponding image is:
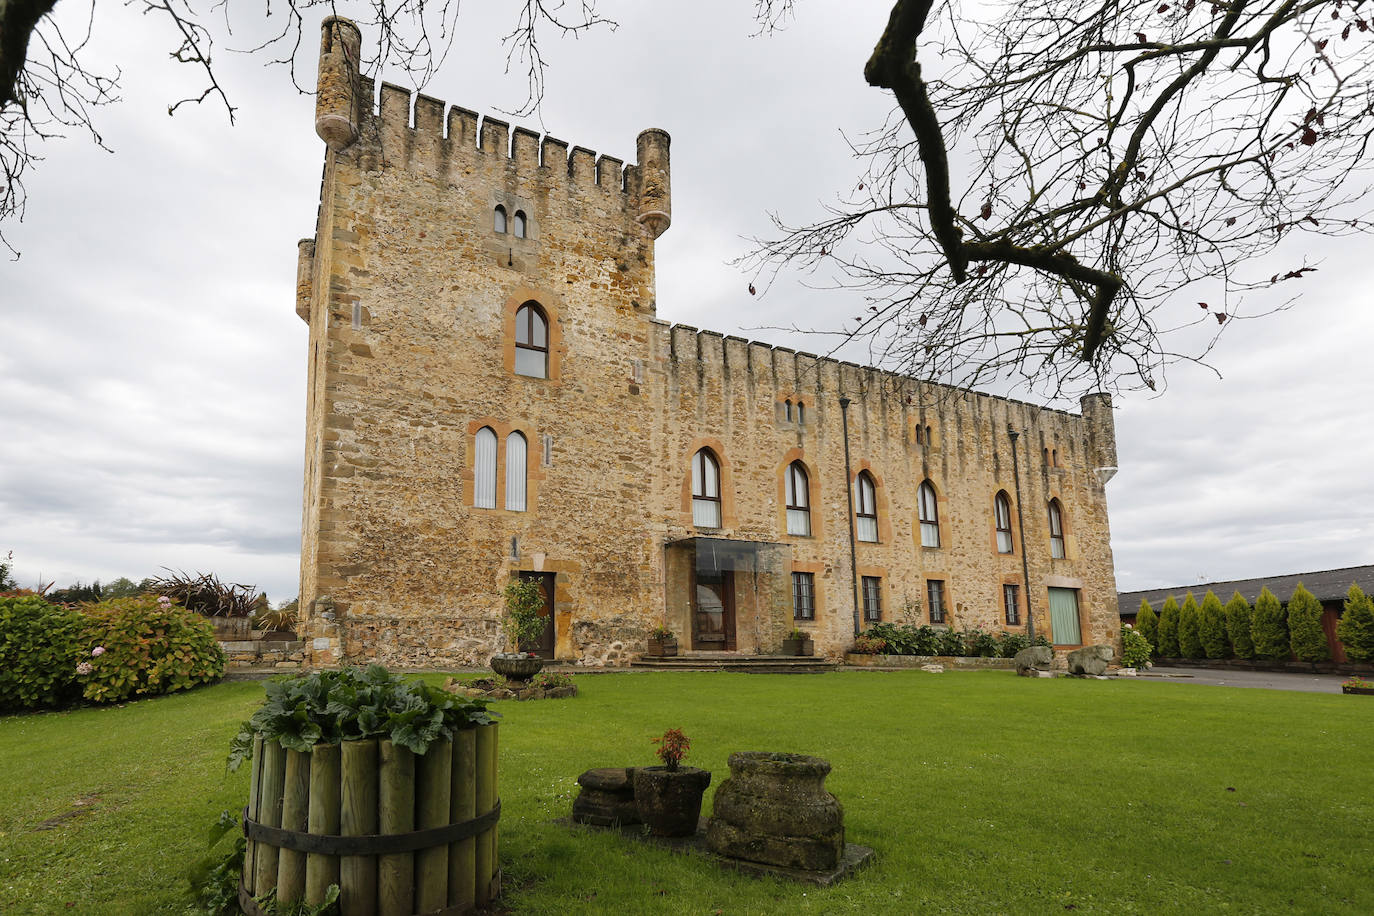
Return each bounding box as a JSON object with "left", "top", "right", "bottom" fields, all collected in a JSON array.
[
  {"left": 706, "top": 752, "right": 843, "bottom": 871},
  {"left": 572, "top": 767, "right": 639, "bottom": 827}
]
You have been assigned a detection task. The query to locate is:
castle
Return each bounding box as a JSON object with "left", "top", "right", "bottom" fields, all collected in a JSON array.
[{"left": 295, "top": 18, "right": 1121, "bottom": 668}]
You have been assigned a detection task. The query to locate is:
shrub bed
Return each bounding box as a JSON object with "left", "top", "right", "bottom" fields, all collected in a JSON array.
[{"left": 849, "top": 623, "right": 1050, "bottom": 658}]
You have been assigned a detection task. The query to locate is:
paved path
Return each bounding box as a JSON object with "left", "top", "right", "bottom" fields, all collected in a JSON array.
[{"left": 1138, "top": 666, "right": 1349, "bottom": 694}]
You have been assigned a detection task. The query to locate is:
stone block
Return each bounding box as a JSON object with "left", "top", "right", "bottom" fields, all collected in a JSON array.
[
  {"left": 1067, "top": 644, "right": 1114, "bottom": 676},
  {"left": 1014, "top": 646, "right": 1054, "bottom": 676},
  {"left": 573, "top": 767, "right": 639, "bottom": 827}
]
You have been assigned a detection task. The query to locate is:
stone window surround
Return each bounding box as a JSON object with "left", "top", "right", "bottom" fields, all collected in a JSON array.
[
  {"left": 851, "top": 461, "right": 892, "bottom": 545},
  {"left": 775, "top": 448, "right": 821, "bottom": 540},
  {"left": 501, "top": 286, "right": 564, "bottom": 383},
  {"left": 463, "top": 417, "right": 544, "bottom": 512},
  {"left": 680, "top": 437, "right": 738, "bottom": 530}
]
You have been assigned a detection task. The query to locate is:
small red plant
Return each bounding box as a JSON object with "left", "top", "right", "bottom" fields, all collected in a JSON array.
[{"left": 653, "top": 728, "right": 690, "bottom": 771}]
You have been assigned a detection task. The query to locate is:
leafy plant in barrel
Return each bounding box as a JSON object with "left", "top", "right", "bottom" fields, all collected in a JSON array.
[
  {"left": 501, "top": 578, "right": 547, "bottom": 655},
  {"left": 653, "top": 728, "right": 690, "bottom": 772}
]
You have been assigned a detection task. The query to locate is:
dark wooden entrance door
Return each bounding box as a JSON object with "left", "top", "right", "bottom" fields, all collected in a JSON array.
[
  {"left": 692, "top": 569, "right": 736, "bottom": 650},
  {"left": 518, "top": 571, "right": 556, "bottom": 659}
]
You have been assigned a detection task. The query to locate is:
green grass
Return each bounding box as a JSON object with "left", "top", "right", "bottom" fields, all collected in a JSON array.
[{"left": 2, "top": 671, "right": 1371, "bottom": 914}]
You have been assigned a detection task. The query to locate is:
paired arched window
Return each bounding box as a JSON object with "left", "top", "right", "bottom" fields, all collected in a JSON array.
[
  {"left": 918, "top": 481, "right": 940, "bottom": 547},
  {"left": 855, "top": 472, "right": 878, "bottom": 543},
  {"left": 796, "top": 402, "right": 805, "bottom": 424},
  {"left": 691, "top": 449, "right": 722, "bottom": 528},
  {"left": 473, "top": 427, "right": 528, "bottom": 512},
  {"left": 784, "top": 399, "right": 793, "bottom": 421},
  {"left": 785, "top": 461, "right": 811, "bottom": 536},
  {"left": 995, "top": 491, "right": 1014, "bottom": 554},
  {"left": 474, "top": 427, "right": 498, "bottom": 509},
  {"left": 494, "top": 205, "right": 507, "bottom": 234},
  {"left": 1049, "top": 499, "right": 1066, "bottom": 558},
  {"left": 514, "top": 302, "right": 549, "bottom": 378},
  {"left": 513, "top": 210, "right": 527, "bottom": 238}
]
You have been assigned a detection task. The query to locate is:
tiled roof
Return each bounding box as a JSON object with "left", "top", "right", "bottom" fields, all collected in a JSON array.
[{"left": 1118, "top": 565, "right": 1374, "bottom": 617}]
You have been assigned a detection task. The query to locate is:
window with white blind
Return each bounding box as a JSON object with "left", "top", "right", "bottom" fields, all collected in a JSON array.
[
  {"left": 856, "top": 472, "right": 878, "bottom": 543},
  {"left": 1049, "top": 499, "right": 1066, "bottom": 559},
  {"left": 474, "top": 427, "right": 497, "bottom": 509},
  {"left": 785, "top": 461, "right": 811, "bottom": 536},
  {"left": 514, "top": 302, "right": 549, "bottom": 378},
  {"left": 504, "top": 432, "right": 527, "bottom": 511},
  {"left": 691, "top": 449, "right": 722, "bottom": 528},
  {"left": 995, "top": 491, "right": 1014, "bottom": 554},
  {"left": 918, "top": 481, "right": 941, "bottom": 548}
]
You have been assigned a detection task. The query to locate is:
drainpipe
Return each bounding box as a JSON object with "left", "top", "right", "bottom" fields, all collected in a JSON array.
[
  {"left": 839, "top": 396, "right": 861, "bottom": 637},
  {"left": 1008, "top": 428, "right": 1036, "bottom": 642}
]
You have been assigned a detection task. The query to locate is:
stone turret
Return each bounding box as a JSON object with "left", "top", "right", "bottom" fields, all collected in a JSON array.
[
  {"left": 315, "top": 17, "right": 362, "bottom": 151},
  {"left": 636, "top": 128, "right": 672, "bottom": 238},
  {"left": 1080, "top": 392, "right": 1118, "bottom": 484}
]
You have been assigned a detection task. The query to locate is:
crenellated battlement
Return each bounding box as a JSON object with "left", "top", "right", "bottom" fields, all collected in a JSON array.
[{"left": 315, "top": 19, "right": 670, "bottom": 235}]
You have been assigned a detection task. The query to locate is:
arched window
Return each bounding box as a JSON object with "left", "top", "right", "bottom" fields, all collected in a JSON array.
[
  {"left": 494, "top": 205, "right": 507, "bottom": 234},
  {"left": 855, "top": 472, "right": 878, "bottom": 543},
  {"left": 797, "top": 402, "right": 805, "bottom": 424},
  {"left": 514, "top": 302, "right": 549, "bottom": 378},
  {"left": 785, "top": 461, "right": 811, "bottom": 536},
  {"left": 995, "top": 491, "right": 1014, "bottom": 554},
  {"left": 513, "top": 210, "right": 527, "bottom": 239},
  {"left": 691, "top": 449, "right": 721, "bottom": 528},
  {"left": 505, "top": 432, "right": 527, "bottom": 511},
  {"left": 918, "top": 481, "right": 940, "bottom": 547},
  {"left": 1049, "top": 499, "right": 1066, "bottom": 558},
  {"left": 784, "top": 399, "right": 793, "bottom": 421},
  {"left": 474, "top": 427, "right": 498, "bottom": 509}
]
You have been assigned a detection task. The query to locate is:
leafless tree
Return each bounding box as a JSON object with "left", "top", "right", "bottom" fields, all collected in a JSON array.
[
  {"left": 0, "top": 0, "right": 611, "bottom": 253},
  {"left": 744, "top": 0, "right": 1374, "bottom": 396}
]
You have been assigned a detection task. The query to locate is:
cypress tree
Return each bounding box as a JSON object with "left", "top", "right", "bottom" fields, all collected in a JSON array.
[
  {"left": 1156, "top": 595, "right": 1181, "bottom": 658},
  {"left": 1199, "top": 590, "right": 1229, "bottom": 658},
  {"left": 1251, "top": 587, "right": 1289, "bottom": 660},
  {"left": 1336, "top": 584, "right": 1374, "bottom": 663},
  {"left": 1178, "top": 592, "right": 1204, "bottom": 658},
  {"left": 1225, "top": 591, "right": 1254, "bottom": 659},
  {"left": 1136, "top": 600, "right": 1159, "bottom": 656},
  {"left": 1287, "top": 583, "right": 1329, "bottom": 662}
]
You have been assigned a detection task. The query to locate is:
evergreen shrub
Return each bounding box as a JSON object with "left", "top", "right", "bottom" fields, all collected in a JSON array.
[
  {"left": 0, "top": 595, "right": 86, "bottom": 711},
  {"left": 1225, "top": 591, "right": 1255, "bottom": 659},
  {"left": 1199, "top": 591, "right": 1229, "bottom": 659},
  {"left": 1120, "top": 625, "right": 1152, "bottom": 669},
  {"left": 1156, "top": 596, "right": 1181, "bottom": 657},
  {"left": 1251, "top": 587, "right": 1289, "bottom": 660},
  {"left": 78, "top": 596, "right": 226, "bottom": 704},
  {"left": 1136, "top": 600, "right": 1158, "bottom": 656},
  {"left": 1336, "top": 585, "right": 1374, "bottom": 663},
  {"left": 1178, "top": 593, "right": 1204, "bottom": 659},
  {"left": 1286, "top": 584, "right": 1330, "bottom": 662}
]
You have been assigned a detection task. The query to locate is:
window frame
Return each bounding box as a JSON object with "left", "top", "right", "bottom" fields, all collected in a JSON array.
[
  {"left": 504, "top": 431, "right": 527, "bottom": 511},
  {"left": 918, "top": 480, "right": 941, "bottom": 548},
  {"left": 512, "top": 209, "right": 527, "bottom": 238},
  {"left": 1049, "top": 498, "right": 1066, "bottom": 559},
  {"left": 1003, "top": 583, "right": 1021, "bottom": 626},
  {"left": 494, "top": 205, "right": 507, "bottom": 234},
  {"left": 474, "top": 426, "right": 498, "bottom": 509},
  {"left": 861, "top": 575, "right": 882, "bottom": 622},
  {"left": 792, "top": 571, "right": 816, "bottom": 621},
  {"left": 855, "top": 471, "right": 878, "bottom": 543},
  {"left": 927, "top": 579, "right": 946, "bottom": 624},
  {"left": 692, "top": 448, "right": 722, "bottom": 529},
  {"left": 514, "top": 301, "right": 549, "bottom": 379},
  {"left": 995, "top": 491, "right": 1014, "bottom": 554},
  {"left": 785, "top": 461, "right": 811, "bottom": 536}
]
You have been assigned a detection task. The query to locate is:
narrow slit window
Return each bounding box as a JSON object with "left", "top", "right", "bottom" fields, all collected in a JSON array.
[
  {"left": 855, "top": 472, "right": 878, "bottom": 543},
  {"left": 785, "top": 461, "right": 811, "bottom": 536},
  {"left": 796, "top": 402, "right": 805, "bottom": 424},
  {"left": 514, "top": 301, "right": 549, "bottom": 378},
  {"left": 784, "top": 399, "right": 792, "bottom": 421}
]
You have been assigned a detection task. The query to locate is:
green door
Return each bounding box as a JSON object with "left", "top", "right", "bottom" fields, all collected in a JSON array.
[{"left": 1048, "top": 587, "right": 1082, "bottom": 645}]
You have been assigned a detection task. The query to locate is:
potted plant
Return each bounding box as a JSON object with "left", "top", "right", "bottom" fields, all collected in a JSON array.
[
  {"left": 647, "top": 625, "right": 678, "bottom": 657},
  {"left": 633, "top": 728, "right": 711, "bottom": 837},
  {"left": 1341, "top": 675, "right": 1374, "bottom": 696},
  {"left": 490, "top": 578, "right": 547, "bottom": 681},
  {"left": 782, "top": 627, "right": 814, "bottom": 657}
]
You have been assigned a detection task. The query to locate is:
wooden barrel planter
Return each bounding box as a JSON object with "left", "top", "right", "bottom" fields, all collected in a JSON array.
[{"left": 240, "top": 723, "right": 500, "bottom": 915}]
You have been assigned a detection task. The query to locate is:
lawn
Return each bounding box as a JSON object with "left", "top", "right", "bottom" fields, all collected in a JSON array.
[{"left": 1, "top": 670, "right": 1370, "bottom": 914}]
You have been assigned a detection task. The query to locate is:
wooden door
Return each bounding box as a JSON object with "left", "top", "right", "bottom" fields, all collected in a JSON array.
[
  {"left": 518, "top": 571, "right": 556, "bottom": 659},
  {"left": 692, "top": 569, "right": 736, "bottom": 651}
]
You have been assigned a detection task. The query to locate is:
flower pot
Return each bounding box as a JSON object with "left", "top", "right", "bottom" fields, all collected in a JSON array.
[
  {"left": 490, "top": 653, "right": 544, "bottom": 681},
  {"left": 633, "top": 766, "right": 711, "bottom": 837},
  {"left": 1342, "top": 685, "right": 1374, "bottom": 695},
  {"left": 647, "top": 636, "right": 678, "bottom": 657}
]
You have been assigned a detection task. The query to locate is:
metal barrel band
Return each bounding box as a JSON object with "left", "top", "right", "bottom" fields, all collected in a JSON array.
[
  {"left": 239, "top": 879, "right": 484, "bottom": 916},
  {"left": 243, "top": 799, "right": 500, "bottom": 855}
]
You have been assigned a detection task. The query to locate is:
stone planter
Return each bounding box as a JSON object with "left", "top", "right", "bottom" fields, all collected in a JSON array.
[
  {"left": 1342, "top": 685, "right": 1374, "bottom": 695},
  {"left": 633, "top": 766, "right": 711, "bottom": 837},
  {"left": 707, "top": 751, "right": 844, "bottom": 871},
  {"left": 211, "top": 616, "right": 253, "bottom": 640},
  {"left": 782, "top": 637, "right": 814, "bottom": 656},
  {"left": 647, "top": 636, "right": 679, "bottom": 657},
  {"left": 490, "top": 653, "right": 544, "bottom": 681}
]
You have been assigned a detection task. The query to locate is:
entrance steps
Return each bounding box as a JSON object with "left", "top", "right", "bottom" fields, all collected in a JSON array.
[{"left": 631, "top": 652, "right": 837, "bottom": 674}]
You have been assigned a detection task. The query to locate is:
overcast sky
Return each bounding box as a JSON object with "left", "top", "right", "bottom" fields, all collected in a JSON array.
[{"left": 4, "top": 2, "right": 1372, "bottom": 604}]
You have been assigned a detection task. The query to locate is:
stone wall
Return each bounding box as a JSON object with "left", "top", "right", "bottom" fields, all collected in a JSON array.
[{"left": 294, "top": 19, "right": 1121, "bottom": 669}]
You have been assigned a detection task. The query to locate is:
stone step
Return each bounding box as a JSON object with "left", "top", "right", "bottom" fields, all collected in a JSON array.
[{"left": 631, "top": 655, "right": 838, "bottom": 674}]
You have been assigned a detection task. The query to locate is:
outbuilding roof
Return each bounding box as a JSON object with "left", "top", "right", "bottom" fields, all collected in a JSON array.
[{"left": 1118, "top": 564, "right": 1374, "bottom": 617}]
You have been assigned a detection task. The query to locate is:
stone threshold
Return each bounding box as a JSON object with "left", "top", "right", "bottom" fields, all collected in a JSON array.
[{"left": 556, "top": 817, "right": 875, "bottom": 887}]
